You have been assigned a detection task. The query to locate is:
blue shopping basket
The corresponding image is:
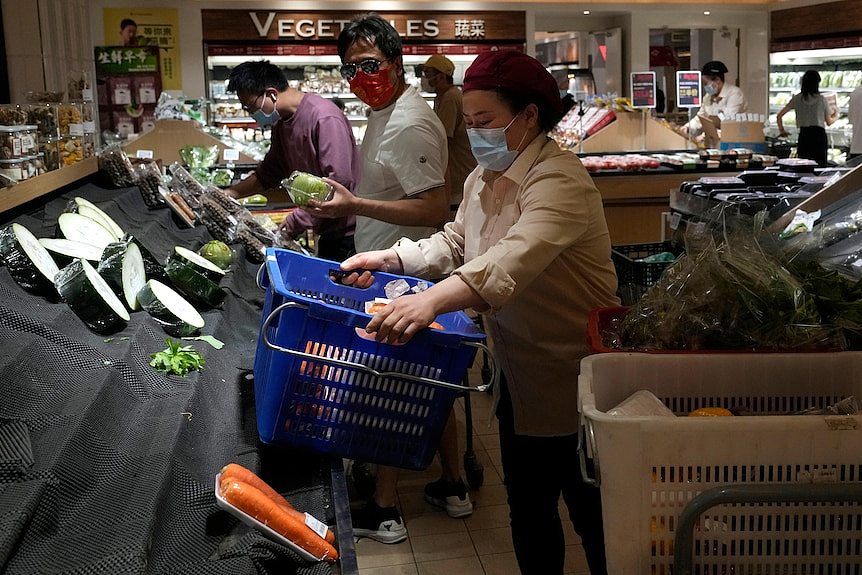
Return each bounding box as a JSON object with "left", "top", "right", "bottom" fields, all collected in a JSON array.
[{"left": 253, "top": 248, "right": 494, "bottom": 470}]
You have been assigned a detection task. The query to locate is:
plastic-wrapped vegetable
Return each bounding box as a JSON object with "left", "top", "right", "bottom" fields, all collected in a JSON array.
[
  {"left": 179, "top": 145, "right": 219, "bottom": 168},
  {"left": 608, "top": 217, "right": 842, "bottom": 352}
]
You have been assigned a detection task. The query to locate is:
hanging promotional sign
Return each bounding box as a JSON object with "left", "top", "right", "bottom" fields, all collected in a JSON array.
[
  {"left": 676, "top": 70, "right": 702, "bottom": 108},
  {"left": 630, "top": 71, "right": 656, "bottom": 109},
  {"left": 103, "top": 8, "right": 181, "bottom": 91}
]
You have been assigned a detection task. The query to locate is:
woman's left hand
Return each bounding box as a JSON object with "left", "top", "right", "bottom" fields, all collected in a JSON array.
[{"left": 367, "top": 292, "right": 439, "bottom": 345}]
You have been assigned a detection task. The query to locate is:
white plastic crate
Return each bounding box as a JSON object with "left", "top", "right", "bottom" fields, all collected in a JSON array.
[{"left": 578, "top": 352, "right": 862, "bottom": 575}]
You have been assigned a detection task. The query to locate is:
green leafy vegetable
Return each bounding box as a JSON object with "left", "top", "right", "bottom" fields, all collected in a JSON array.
[{"left": 150, "top": 337, "right": 206, "bottom": 376}]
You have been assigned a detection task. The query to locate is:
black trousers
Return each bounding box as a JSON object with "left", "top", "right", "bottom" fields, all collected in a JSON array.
[
  {"left": 316, "top": 234, "right": 355, "bottom": 262},
  {"left": 496, "top": 378, "right": 608, "bottom": 575},
  {"left": 796, "top": 125, "right": 828, "bottom": 167}
]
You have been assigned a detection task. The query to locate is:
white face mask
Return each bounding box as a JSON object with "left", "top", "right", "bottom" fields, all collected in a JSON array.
[
  {"left": 252, "top": 92, "right": 280, "bottom": 127},
  {"left": 467, "top": 112, "right": 526, "bottom": 172}
]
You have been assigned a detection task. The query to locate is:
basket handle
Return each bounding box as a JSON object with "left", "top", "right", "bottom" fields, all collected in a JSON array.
[
  {"left": 261, "top": 301, "right": 495, "bottom": 393},
  {"left": 577, "top": 415, "right": 601, "bottom": 487},
  {"left": 256, "top": 262, "right": 268, "bottom": 290}
]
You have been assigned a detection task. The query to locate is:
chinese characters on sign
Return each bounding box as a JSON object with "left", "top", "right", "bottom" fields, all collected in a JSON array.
[
  {"left": 630, "top": 71, "right": 657, "bottom": 109},
  {"left": 676, "top": 71, "right": 702, "bottom": 108},
  {"left": 454, "top": 19, "right": 485, "bottom": 38},
  {"left": 94, "top": 47, "right": 159, "bottom": 74}
]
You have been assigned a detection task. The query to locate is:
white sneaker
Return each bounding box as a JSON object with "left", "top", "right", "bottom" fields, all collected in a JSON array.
[{"left": 424, "top": 479, "right": 474, "bottom": 518}]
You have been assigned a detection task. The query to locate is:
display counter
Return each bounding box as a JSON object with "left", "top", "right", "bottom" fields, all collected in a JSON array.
[{"left": 0, "top": 182, "right": 357, "bottom": 575}]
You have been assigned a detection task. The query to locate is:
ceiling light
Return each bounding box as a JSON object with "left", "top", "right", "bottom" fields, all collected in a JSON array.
[
  {"left": 583, "top": 10, "right": 591, "bottom": 15},
  {"left": 703, "top": 11, "right": 711, "bottom": 15}
]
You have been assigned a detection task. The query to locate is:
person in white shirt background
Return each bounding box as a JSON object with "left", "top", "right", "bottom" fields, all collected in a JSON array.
[
  {"left": 850, "top": 82, "right": 862, "bottom": 161},
  {"left": 681, "top": 60, "right": 749, "bottom": 141}
]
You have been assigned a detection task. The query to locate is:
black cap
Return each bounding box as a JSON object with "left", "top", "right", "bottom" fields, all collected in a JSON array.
[{"left": 702, "top": 61, "right": 728, "bottom": 76}]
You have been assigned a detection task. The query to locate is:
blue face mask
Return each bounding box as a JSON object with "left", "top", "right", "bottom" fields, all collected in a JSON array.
[
  {"left": 467, "top": 113, "right": 523, "bottom": 172},
  {"left": 252, "top": 93, "right": 280, "bottom": 127},
  {"left": 704, "top": 83, "right": 717, "bottom": 96}
]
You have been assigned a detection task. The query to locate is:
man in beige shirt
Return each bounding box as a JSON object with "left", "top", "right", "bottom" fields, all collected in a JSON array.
[
  {"left": 341, "top": 50, "right": 619, "bottom": 575},
  {"left": 421, "top": 55, "right": 477, "bottom": 213}
]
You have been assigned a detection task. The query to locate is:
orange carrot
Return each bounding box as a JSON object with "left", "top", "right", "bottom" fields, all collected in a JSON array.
[
  {"left": 220, "top": 463, "right": 335, "bottom": 544},
  {"left": 220, "top": 478, "right": 339, "bottom": 562}
]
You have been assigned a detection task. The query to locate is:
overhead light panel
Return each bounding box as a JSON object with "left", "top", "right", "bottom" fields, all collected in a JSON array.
[
  {"left": 703, "top": 11, "right": 711, "bottom": 15},
  {"left": 583, "top": 10, "right": 591, "bottom": 15}
]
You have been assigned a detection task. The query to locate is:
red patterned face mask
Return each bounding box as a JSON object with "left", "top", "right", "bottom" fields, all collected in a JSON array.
[{"left": 349, "top": 68, "right": 398, "bottom": 110}]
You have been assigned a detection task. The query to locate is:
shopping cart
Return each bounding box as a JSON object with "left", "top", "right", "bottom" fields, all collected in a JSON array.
[
  {"left": 578, "top": 351, "right": 862, "bottom": 574},
  {"left": 253, "top": 248, "right": 495, "bottom": 471}
]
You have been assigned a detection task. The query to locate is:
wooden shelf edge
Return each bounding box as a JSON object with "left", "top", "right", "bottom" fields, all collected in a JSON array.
[{"left": 0, "top": 157, "right": 98, "bottom": 214}]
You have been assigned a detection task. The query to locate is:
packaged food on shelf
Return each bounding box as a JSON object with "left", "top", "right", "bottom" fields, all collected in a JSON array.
[
  {"left": 108, "top": 77, "right": 133, "bottom": 106},
  {"left": 24, "top": 90, "right": 64, "bottom": 103},
  {"left": 135, "top": 76, "right": 158, "bottom": 105},
  {"left": 59, "top": 137, "right": 84, "bottom": 166},
  {"left": 67, "top": 70, "right": 92, "bottom": 101},
  {"left": 38, "top": 138, "right": 60, "bottom": 171},
  {"left": 135, "top": 161, "right": 166, "bottom": 208},
  {"left": 80, "top": 103, "right": 95, "bottom": 134},
  {"left": 97, "top": 144, "right": 136, "bottom": 187},
  {"left": 0, "top": 105, "right": 28, "bottom": 126},
  {"left": 140, "top": 111, "right": 156, "bottom": 132},
  {"left": 30, "top": 153, "right": 47, "bottom": 177},
  {"left": 112, "top": 110, "right": 135, "bottom": 136},
  {"left": 18, "top": 125, "right": 37, "bottom": 156},
  {"left": 0, "top": 157, "right": 29, "bottom": 184},
  {"left": 27, "top": 103, "right": 60, "bottom": 138},
  {"left": 58, "top": 104, "right": 83, "bottom": 137},
  {"left": 0, "top": 126, "right": 25, "bottom": 159},
  {"left": 82, "top": 133, "right": 96, "bottom": 159}
]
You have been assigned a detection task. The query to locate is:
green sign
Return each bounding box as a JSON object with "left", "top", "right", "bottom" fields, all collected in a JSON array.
[{"left": 94, "top": 46, "right": 159, "bottom": 74}]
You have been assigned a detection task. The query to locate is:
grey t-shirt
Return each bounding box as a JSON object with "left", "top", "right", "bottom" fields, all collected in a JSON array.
[{"left": 789, "top": 93, "right": 829, "bottom": 128}]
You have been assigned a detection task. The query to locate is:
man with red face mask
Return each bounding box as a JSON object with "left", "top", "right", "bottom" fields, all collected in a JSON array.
[
  {"left": 305, "top": 13, "right": 452, "bottom": 545},
  {"left": 308, "top": 13, "right": 450, "bottom": 253}
]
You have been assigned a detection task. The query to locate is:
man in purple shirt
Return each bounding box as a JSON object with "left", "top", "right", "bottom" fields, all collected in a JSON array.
[{"left": 226, "top": 60, "right": 360, "bottom": 261}]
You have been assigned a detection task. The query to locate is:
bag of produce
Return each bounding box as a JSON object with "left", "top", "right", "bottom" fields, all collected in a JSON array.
[{"left": 97, "top": 144, "right": 136, "bottom": 187}]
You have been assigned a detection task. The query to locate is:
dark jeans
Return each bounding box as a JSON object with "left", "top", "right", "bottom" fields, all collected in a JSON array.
[
  {"left": 496, "top": 378, "right": 608, "bottom": 575},
  {"left": 316, "top": 234, "right": 355, "bottom": 262}
]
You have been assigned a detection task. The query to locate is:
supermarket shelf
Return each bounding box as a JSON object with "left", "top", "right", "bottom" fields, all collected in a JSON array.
[
  {"left": 769, "top": 86, "right": 859, "bottom": 92},
  {"left": 0, "top": 157, "right": 98, "bottom": 214}
]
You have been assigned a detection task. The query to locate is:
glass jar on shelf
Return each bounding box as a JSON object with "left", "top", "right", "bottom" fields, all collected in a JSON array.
[
  {"left": 0, "top": 105, "right": 27, "bottom": 126},
  {"left": 0, "top": 126, "right": 24, "bottom": 159},
  {"left": 38, "top": 137, "right": 60, "bottom": 171},
  {"left": 58, "top": 103, "right": 83, "bottom": 137},
  {"left": 67, "top": 70, "right": 92, "bottom": 102},
  {"left": 27, "top": 103, "right": 60, "bottom": 139},
  {"left": 59, "top": 137, "right": 84, "bottom": 166},
  {"left": 81, "top": 102, "right": 96, "bottom": 135}
]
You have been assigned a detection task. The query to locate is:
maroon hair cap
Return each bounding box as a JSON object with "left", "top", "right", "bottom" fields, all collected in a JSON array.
[{"left": 463, "top": 50, "right": 562, "bottom": 115}]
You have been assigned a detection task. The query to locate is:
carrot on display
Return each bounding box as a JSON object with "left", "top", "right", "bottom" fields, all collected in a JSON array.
[
  {"left": 219, "top": 477, "right": 338, "bottom": 562},
  {"left": 219, "top": 463, "right": 335, "bottom": 544}
]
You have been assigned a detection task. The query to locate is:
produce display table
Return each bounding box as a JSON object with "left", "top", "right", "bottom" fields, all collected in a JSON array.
[{"left": 0, "top": 181, "right": 357, "bottom": 575}]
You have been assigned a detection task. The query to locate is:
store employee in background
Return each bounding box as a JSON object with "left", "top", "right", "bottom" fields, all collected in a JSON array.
[
  {"left": 421, "top": 54, "right": 477, "bottom": 216},
  {"left": 682, "top": 60, "right": 748, "bottom": 138},
  {"left": 224, "top": 60, "right": 360, "bottom": 261},
  {"left": 305, "top": 13, "right": 451, "bottom": 544}
]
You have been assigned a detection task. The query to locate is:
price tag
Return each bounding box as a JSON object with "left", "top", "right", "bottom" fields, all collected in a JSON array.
[
  {"left": 136, "top": 149, "right": 154, "bottom": 159},
  {"left": 223, "top": 148, "right": 240, "bottom": 162},
  {"left": 228, "top": 215, "right": 238, "bottom": 226},
  {"left": 669, "top": 213, "right": 682, "bottom": 231},
  {"left": 83, "top": 121, "right": 95, "bottom": 134},
  {"left": 82, "top": 88, "right": 93, "bottom": 101},
  {"left": 304, "top": 513, "right": 330, "bottom": 539},
  {"left": 69, "top": 123, "right": 84, "bottom": 137}
]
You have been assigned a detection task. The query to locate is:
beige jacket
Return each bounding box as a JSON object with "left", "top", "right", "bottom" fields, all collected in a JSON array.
[{"left": 393, "top": 134, "right": 619, "bottom": 435}]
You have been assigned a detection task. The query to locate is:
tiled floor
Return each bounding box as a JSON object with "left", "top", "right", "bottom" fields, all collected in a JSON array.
[{"left": 352, "top": 367, "right": 592, "bottom": 575}]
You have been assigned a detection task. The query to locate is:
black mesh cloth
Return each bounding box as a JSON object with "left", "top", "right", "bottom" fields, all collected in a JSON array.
[{"left": 0, "top": 183, "right": 345, "bottom": 575}]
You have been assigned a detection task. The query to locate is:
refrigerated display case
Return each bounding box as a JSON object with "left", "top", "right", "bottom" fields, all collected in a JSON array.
[
  {"left": 768, "top": 47, "right": 862, "bottom": 163},
  {"left": 204, "top": 50, "right": 480, "bottom": 145}
]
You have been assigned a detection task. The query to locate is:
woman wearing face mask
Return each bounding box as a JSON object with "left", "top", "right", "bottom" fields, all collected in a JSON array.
[
  {"left": 681, "top": 60, "right": 748, "bottom": 139},
  {"left": 338, "top": 50, "right": 620, "bottom": 575},
  {"left": 223, "top": 60, "right": 360, "bottom": 261}
]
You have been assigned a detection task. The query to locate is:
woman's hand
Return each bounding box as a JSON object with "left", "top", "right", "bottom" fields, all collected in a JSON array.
[
  {"left": 306, "top": 178, "right": 358, "bottom": 219},
  {"left": 339, "top": 249, "right": 403, "bottom": 288},
  {"left": 777, "top": 130, "right": 789, "bottom": 138},
  {"left": 367, "top": 291, "right": 439, "bottom": 344}
]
